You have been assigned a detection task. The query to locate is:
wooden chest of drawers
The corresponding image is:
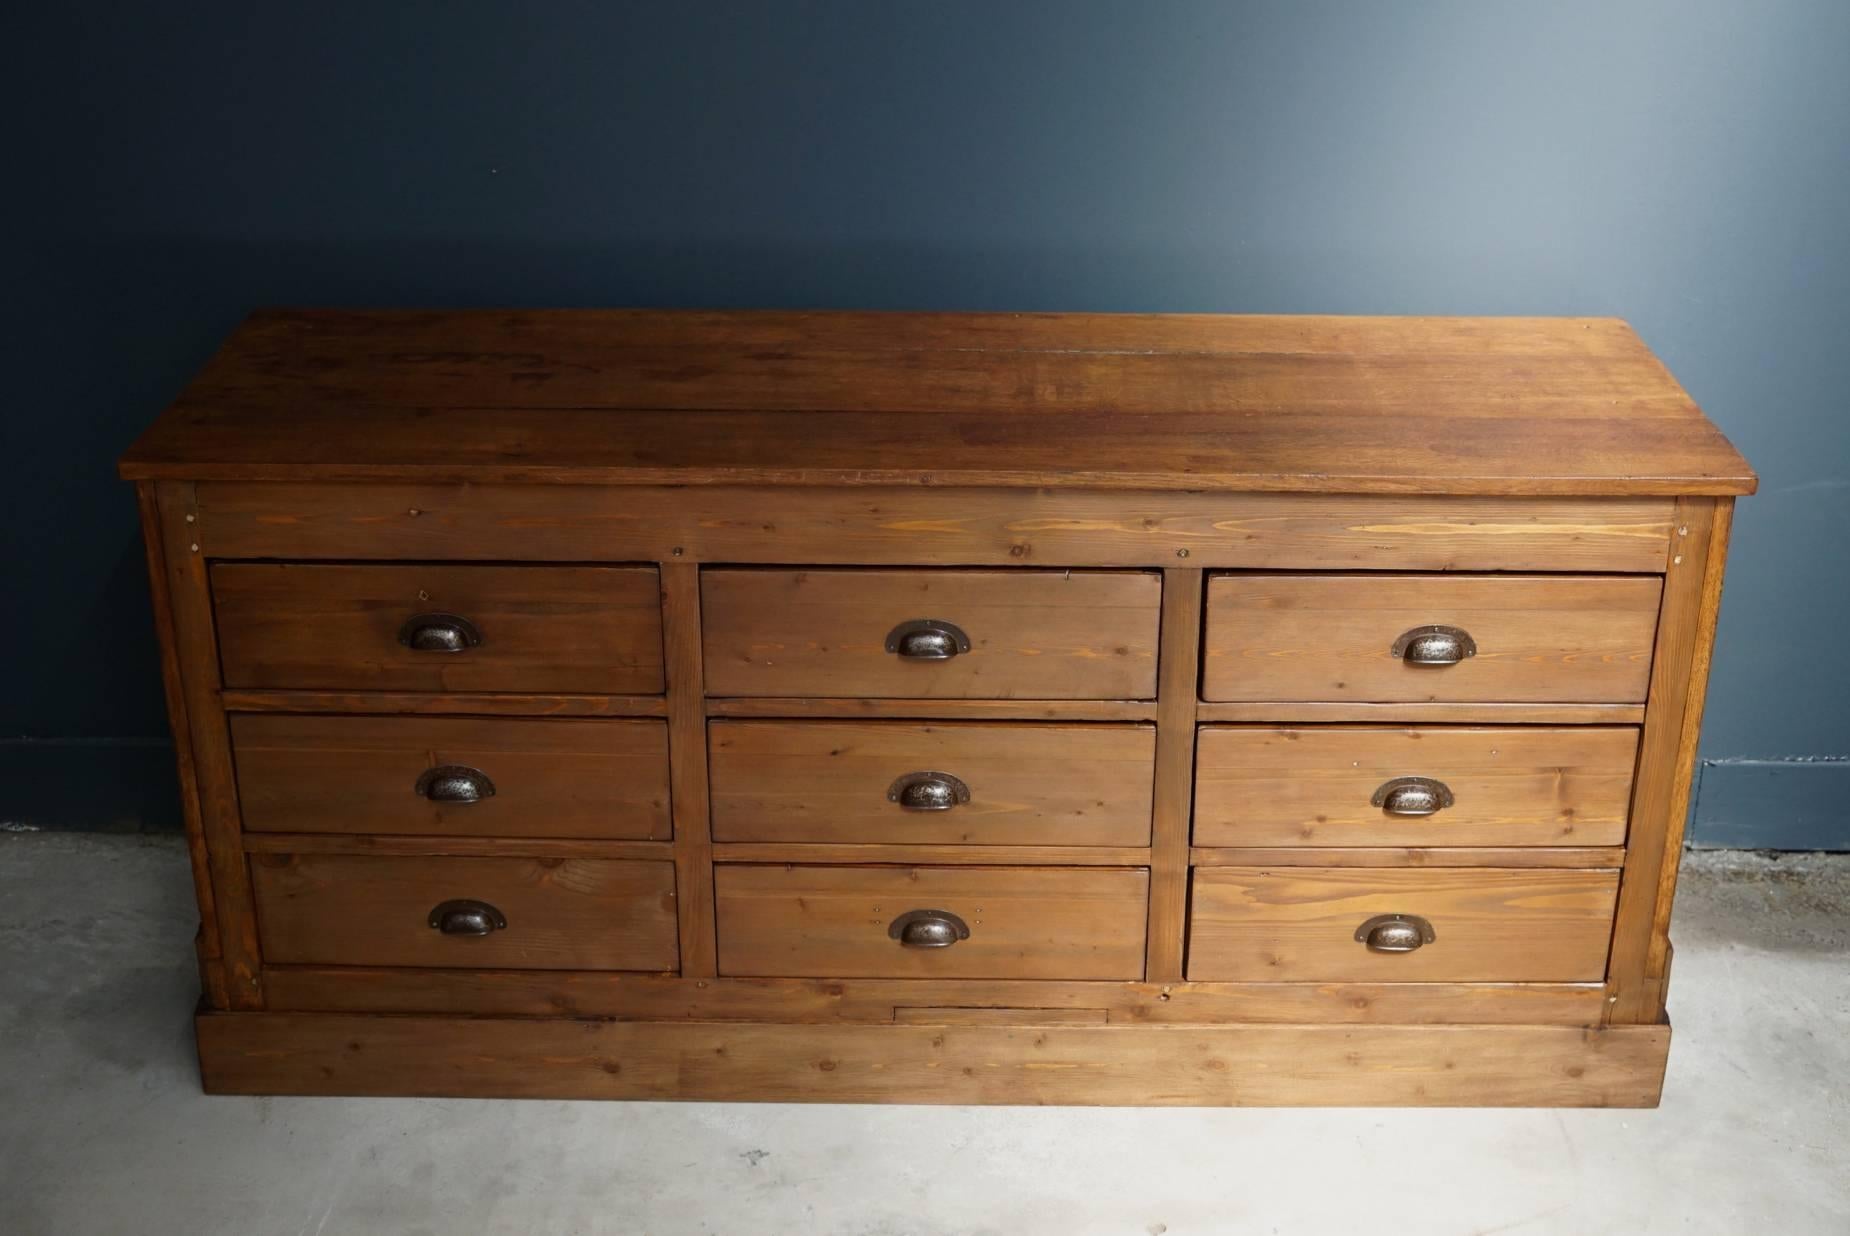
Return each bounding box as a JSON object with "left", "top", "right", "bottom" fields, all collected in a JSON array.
[{"left": 120, "top": 310, "right": 1753, "bottom": 1106}]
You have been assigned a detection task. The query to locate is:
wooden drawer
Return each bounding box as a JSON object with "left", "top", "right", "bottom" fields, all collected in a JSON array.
[
  {"left": 714, "top": 865, "right": 1149, "bottom": 979},
  {"left": 1187, "top": 867, "right": 1618, "bottom": 982},
  {"left": 231, "top": 715, "right": 672, "bottom": 840},
  {"left": 1193, "top": 726, "right": 1639, "bottom": 848},
  {"left": 709, "top": 720, "right": 1154, "bottom": 846},
  {"left": 212, "top": 563, "right": 664, "bottom": 693},
  {"left": 701, "top": 568, "right": 1161, "bottom": 699},
  {"left": 251, "top": 854, "right": 678, "bottom": 971},
  {"left": 1201, "top": 574, "right": 1662, "bottom": 703}
]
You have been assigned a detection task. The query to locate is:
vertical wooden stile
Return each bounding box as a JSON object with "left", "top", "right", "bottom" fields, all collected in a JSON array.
[
  {"left": 1606, "top": 497, "right": 1733, "bottom": 1024},
  {"left": 150, "top": 481, "right": 265, "bottom": 1007},
  {"left": 662, "top": 562, "right": 718, "bottom": 977},
  {"left": 1144, "top": 567, "right": 1204, "bottom": 982}
]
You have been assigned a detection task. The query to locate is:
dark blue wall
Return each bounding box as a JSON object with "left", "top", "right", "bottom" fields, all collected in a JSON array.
[{"left": 9, "top": 2, "right": 1847, "bottom": 845}]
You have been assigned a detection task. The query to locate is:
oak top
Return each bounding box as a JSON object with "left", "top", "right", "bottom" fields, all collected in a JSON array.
[{"left": 120, "top": 310, "right": 1754, "bottom": 495}]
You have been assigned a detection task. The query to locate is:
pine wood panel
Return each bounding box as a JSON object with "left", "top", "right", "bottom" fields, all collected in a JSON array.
[
  {"left": 213, "top": 563, "right": 664, "bottom": 693},
  {"left": 121, "top": 310, "right": 1754, "bottom": 496},
  {"left": 229, "top": 715, "right": 671, "bottom": 840},
  {"left": 1193, "top": 726, "right": 1639, "bottom": 848},
  {"left": 701, "top": 568, "right": 1160, "bottom": 699},
  {"left": 1202, "top": 574, "right": 1663, "bottom": 703},
  {"left": 250, "top": 854, "right": 678, "bottom": 971},
  {"left": 707, "top": 698, "right": 1158, "bottom": 721},
  {"left": 188, "top": 481, "right": 1676, "bottom": 572},
  {"left": 1145, "top": 567, "right": 1203, "bottom": 982},
  {"left": 709, "top": 720, "right": 1154, "bottom": 846},
  {"left": 1608, "top": 498, "right": 1732, "bottom": 1023},
  {"left": 151, "top": 483, "right": 264, "bottom": 1007},
  {"left": 712, "top": 843, "right": 1151, "bottom": 866},
  {"left": 135, "top": 485, "right": 222, "bottom": 974},
  {"left": 713, "top": 865, "right": 1148, "bottom": 980},
  {"left": 242, "top": 834, "right": 672, "bottom": 861},
  {"left": 261, "top": 968, "right": 1610, "bottom": 1026},
  {"left": 196, "top": 1012, "right": 1671, "bottom": 1106},
  {"left": 661, "top": 563, "right": 719, "bottom": 978},
  {"left": 1195, "top": 701, "right": 1646, "bottom": 724},
  {"left": 1187, "top": 867, "right": 1619, "bottom": 983},
  {"left": 222, "top": 690, "right": 668, "bottom": 717},
  {"left": 1190, "top": 846, "right": 1625, "bottom": 869}
]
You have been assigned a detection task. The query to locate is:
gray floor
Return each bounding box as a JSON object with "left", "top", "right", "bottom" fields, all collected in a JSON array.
[{"left": 1, "top": 836, "right": 1844, "bottom": 1236}]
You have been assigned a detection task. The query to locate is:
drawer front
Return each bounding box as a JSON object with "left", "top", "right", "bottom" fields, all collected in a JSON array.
[
  {"left": 1187, "top": 867, "right": 1618, "bottom": 982},
  {"left": 714, "top": 865, "right": 1149, "bottom": 979},
  {"left": 251, "top": 854, "right": 678, "bottom": 970},
  {"left": 213, "top": 563, "right": 664, "bottom": 693},
  {"left": 231, "top": 715, "right": 672, "bottom": 840},
  {"left": 709, "top": 721, "right": 1155, "bottom": 846},
  {"left": 1193, "top": 726, "right": 1638, "bottom": 848},
  {"left": 701, "top": 569, "right": 1161, "bottom": 699},
  {"left": 1201, "top": 574, "right": 1662, "bottom": 703}
]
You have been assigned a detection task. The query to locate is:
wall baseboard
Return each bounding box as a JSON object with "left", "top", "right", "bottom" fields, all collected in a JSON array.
[
  {"left": 1690, "top": 758, "right": 1850, "bottom": 851},
  {"left": 0, "top": 739, "right": 181, "bottom": 833}
]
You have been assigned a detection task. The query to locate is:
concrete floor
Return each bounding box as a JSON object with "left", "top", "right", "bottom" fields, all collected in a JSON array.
[{"left": 0, "top": 836, "right": 1844, "bottom": 1236}]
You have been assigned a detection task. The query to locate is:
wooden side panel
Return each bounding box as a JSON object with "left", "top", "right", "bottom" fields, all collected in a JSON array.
[
  {"left": 197, "top": 1013, "right": 1672, "bottom": 1107},
  {"left": 708, "top": 720, "right": 1154, "bottom": 846},
  {"left": 192, "top": 483, "right": 1676, "bottom": 571},
  {"left": 1202, "top": 574, "right": 1662, "bottom": 703},
  {"left": 713, "top": 865, "right": 1149, "bottom": 980},
  {"left": 701, "top": 569, "right": 1161, "bottom": 699},
  {"left": 250, "top": 854, "right": 679, "bottom": 971},
  {"left": 1188, "top": 867, "right": 1619, "bottom": 983},
  {"left": 1607, "top": 497, "right": 1732, "bottom": 1023},
  {"left": 152, "top": 483, "right": 264, "bottom": 1008},
  {"left": 230, "top": 715, "right": 671, "bottom": 840},
  {"left": 1193, "top": 726, "right": 1639, "bottom": 847},
  {"left": 212, "top": 563, "right": 664, "bottom": 693}
]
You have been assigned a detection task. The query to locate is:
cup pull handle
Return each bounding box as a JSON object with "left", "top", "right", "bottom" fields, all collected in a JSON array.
[
  {"left": 885, "top": 619, "right": 972, "bottom": 660},
  {"left": 1390, "top": 625, "right": 1476, "bottom": 666},
  {"left": 886, "top": 771, "right": 972, "bottom": 811},
  {"left": 398, "top": 612, "right": 483, "bottom": 653},
  {"left": 1355, "top": 913, "right": 1436, "bottom": 953}
]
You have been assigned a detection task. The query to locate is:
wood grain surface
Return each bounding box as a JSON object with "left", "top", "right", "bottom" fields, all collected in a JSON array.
[
  {"left": 709, "top": 720, "right": 1154, "bottom": 845},
  {"left": 250, "top": 854, "right": 678, "bottom": 971},
  {"left": 701, "top": 568, "right": 1161, "bottom": 699},
  {"left": 190, "top": 482, "right": 1677, "bottom": 571},
  {"left": 197, "top": 1012, "right": 1671, "bottom": 1106},
  {"left": 1202, "top": 574, "right": 1663, "bottom": 703},
  {"left": 713, "top": 865, "right": 1149, "bottom": 980},
  {"left": 121, "top": 310, "right": 1754, "bottom": 496},
  {"left": 1192, "top": 725, "right": 1639, "bottom": 847},
  {"left": 213, "top": 563, "right": 664, "bottom": 693},
  {"left": 260, "top": 968, "right": 1610, "bottom": 1026},
  {"left": 1187, "top": 867, "right": 1619, "bottom": 983},
  {"left": 230, "top": 715, "right": 671, "bottom": 839}
]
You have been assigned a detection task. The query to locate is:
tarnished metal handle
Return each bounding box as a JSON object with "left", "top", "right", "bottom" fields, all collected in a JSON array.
[
  {"left": 415, "top": 765, "right": 496, "bottom": 804},
  {"left": 1370, "top": 776, "right": 1454, "bottom": 817},
  {"left": 1391, "top": 625, "right": 1475, "bottom": 666},
  {"left": 887, "top": 909, "right": 971, "bottom": 948},
  {"left": 398, "top": 612, "right": 483, "bottom": 653},
  {"left": 886, "top": 771, "right": 971, "bottom": 812},
  {"left": 1355, "top": 913, "right": 1436, "bottom": 953},
  {"left": 428, "top": 899, "right": 507, "bottom": 936},
  {"left": 885, "top": 619, "right": 972, "bottom": 660}
]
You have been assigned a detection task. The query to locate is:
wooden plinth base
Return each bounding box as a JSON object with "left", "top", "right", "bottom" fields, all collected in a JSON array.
[{"left": 196, "top": 1011, "right": 1669, "bottom": 1107}]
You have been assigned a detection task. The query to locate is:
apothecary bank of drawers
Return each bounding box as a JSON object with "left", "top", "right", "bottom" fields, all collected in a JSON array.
[{"left": 120, "top": 310, "right": 1754, "bottom": 1106}]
